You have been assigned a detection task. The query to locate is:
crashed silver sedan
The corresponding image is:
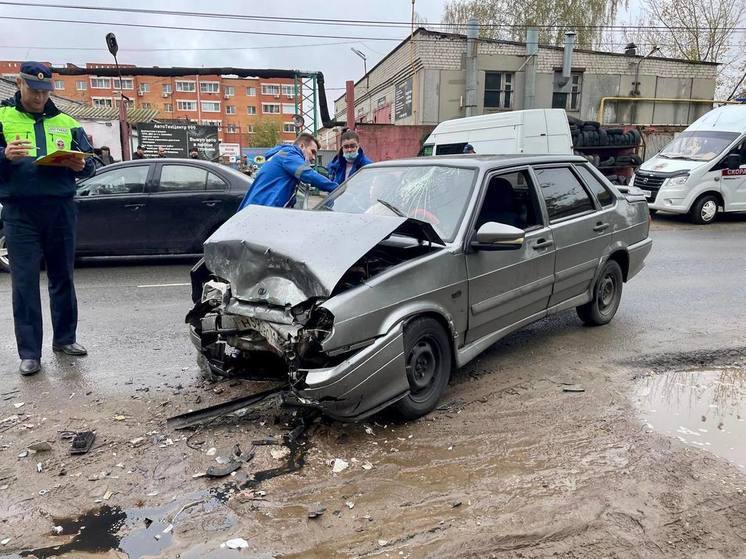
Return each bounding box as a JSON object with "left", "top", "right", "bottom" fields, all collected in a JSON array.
[{"left": 187, "top": 155, "right": 652, "bottom": 420}]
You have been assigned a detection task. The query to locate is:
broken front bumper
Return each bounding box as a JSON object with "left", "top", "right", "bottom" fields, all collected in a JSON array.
[{"left": 190, "top": 320, "right": 410, "bottom": 421}]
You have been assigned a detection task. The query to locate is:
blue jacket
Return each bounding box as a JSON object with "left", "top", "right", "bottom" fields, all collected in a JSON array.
[
  {"left": 0, "top": 92, "right": 95, "bottom": 201},
  {"left": 238, "top": 145, "right": 338, "bottom": 210},
  {"left": 327, "top": 147, "right": 373, "bottom": 185}
]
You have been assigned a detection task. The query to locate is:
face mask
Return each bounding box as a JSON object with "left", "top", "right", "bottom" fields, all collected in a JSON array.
[{"left": 343, "top": 149, "right": 359, "bottom": 162}]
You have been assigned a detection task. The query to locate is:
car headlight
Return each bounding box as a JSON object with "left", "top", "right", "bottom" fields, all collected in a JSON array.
[{"left": 665, "top": 174, "right": 689, "bottom": 187}]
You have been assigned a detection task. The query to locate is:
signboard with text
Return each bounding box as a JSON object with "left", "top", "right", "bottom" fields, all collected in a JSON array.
[
  {"left": 394, "top": 78, "right": 413, "bottom": 121},
  {"left": 137, "top": 122, "right": 219, "bottom": 160}
]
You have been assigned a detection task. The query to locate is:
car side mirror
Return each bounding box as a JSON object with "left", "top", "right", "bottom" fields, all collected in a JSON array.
[
  {"left": 726, "top": 153, "right": 742, "bottom": 170},
  {"left": 471, "top": 222, "right": 525, "bottom": 251}
]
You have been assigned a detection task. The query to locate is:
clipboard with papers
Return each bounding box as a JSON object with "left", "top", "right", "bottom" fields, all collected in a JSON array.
[{"left": 34, "top": 149, "right": 89, "bottom": 167}]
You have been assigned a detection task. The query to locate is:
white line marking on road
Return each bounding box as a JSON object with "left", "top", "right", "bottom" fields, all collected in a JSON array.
[{"left": 137, "top": 283, "right": 191, "bottom": 288}]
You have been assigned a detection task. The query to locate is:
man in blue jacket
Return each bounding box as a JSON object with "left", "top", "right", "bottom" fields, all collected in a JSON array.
[
  {"left": 0, "top": 62, "right": 95, "bottom": 375},
  {"left": 238, "top": 133, "right": 337, "bottom": 210},
  {"left": 327, "top": 129, "right": 373, "bottom": 184}
]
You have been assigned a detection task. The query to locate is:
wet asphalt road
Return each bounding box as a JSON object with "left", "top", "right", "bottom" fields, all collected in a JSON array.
[{"left": 1, "top": 213, "right": 745, "bottom": 397}]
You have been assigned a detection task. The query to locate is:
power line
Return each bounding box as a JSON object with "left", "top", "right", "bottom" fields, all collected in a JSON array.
[
  {"left": 0, "top": 40, "right": 362, "bottom": 52},
  {"left": 0, "top": 3, "right": 745, "bottom": 32}
]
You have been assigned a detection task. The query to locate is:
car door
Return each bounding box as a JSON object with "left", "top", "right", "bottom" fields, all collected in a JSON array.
[
  {"left": 465, "top": 168, "right": 556, "bottom": 344},
  {"left": 712, "top": 139, "right": 746, "bottom": 211},
  {"left": 147, "top": 163, "right": 231, "bottom": 253},
  {"left": 532, "top": 165, "right": 612, "bottom": 308},
  {"left": 75, "top": 164, "right": 152, "bottom": 255}
]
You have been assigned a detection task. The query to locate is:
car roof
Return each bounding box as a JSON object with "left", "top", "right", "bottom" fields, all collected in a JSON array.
[
  {"left": 97, "top": 158, "right": 252, "bottom": 182},
  {"left": 369, "top": 154, "right": 589, "bottom": 169}
]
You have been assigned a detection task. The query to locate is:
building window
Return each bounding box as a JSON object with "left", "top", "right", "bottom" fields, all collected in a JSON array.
[
  {"left": 200, "top": 81, "right": 219, "bottom": 94},
  {"left": 142, "top": 102, "right": 152, "bottom": 109},
  {"left": 246, "top": 86, "right": 256, "bottom": 96},
  {"left": 176, "top": 100, "right": 197, "bottom": 111},
  {"left": 162, "top": 84, "right": 172, "bottom": 94},
  {"left": 163, "top": 103, "right": 173, "bottom": 112},
  {"left": 282, "top": 84, "right": 295, "bottom": 97},
  {"left": 175, "top": 80, "right": 196, "bottom": 92},
  {"left": 225, "top": 86, "right": 235, "bottom": 96},
  {"left": 262, "top": 103, "right": 280, "bottom": 114},
  {"left": 282, "top": 122, "right": 295, "bottom": 133},
  {"left": 201, "top": 120, "right": 221, "bottom": 127},
  {"left": 114, "top": 99, "right": 135, "bottom": 109},
  {"left": 247, "top": 105, "right": 257, "bottom": 115},
  {"left": 377, "top": 96, "right": 387, "bottom": 108},
  {"left": 261, "top": 83, "right": 281, "bottom": 96},
  {"left": 201, "top": 101, "right": 221, "bottom": 112},
  {"left": 139, "top": 83, "right": 151, "bottom": 93},
  {"left": 281, "top": 103, "right": 295, "bottom": 115},
  {"left": 226, "top": 105, "right": 236, "bottom": 114},
  {"left": 552, "top": 72, "right": 583, "bottom": 112},
  {"left": 90, "top": 77, "right": 111, "bottom": 89},
  {"left": 484, "top": 72, "right": 513, "bottom": 109},
  {"left": 54, "top": 80, "right": 64, "bottom": 90},
  {"left": 113, "top": 78, "right": 134, "bottom": 90},
  {"left": 247, "top": 124, "right": 255, "bottom": 133},
  {"left": 226, "top": 124, "right": 237, "bottom": 133},
  {"left": 75, "top": 80, "right": 87, "bottom": 91},
  {"left": 92, "top": 97, "right": 113, "bottom": 108}
]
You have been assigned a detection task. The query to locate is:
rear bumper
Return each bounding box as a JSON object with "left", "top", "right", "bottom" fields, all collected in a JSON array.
[{"left": 627, "top": 237, "right": 652, "bottom": 281}]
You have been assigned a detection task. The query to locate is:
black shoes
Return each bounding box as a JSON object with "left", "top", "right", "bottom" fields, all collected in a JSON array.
[
  {"left": 19, "top": 359, "right": 41, "bottom": 376},
  {"left": 52, "top": 343, "right": 88, "bottom": 356}
]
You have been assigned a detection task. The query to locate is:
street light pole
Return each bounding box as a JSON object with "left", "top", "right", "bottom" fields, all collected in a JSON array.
[
  {"left": 351, "top": 48, "right": 369, "bottom": 122},
  {"left": 105, "top": 32, "right": 131, "bottom": 160}
]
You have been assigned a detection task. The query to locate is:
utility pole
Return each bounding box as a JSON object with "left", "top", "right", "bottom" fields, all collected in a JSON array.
[
  {"left": 105, "top": 33, "right": 130, "bottom": 160},
  {"left": 351, "top": 48, "right": 369, "bottom": 122}
]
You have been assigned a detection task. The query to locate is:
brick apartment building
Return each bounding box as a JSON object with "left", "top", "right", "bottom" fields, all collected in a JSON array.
[{"left": 0, "top": 61, "right": 302, "bottom": 147}]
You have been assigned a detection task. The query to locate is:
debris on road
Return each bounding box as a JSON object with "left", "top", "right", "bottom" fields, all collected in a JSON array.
[
  {"left": 308, "top": 503, "right": 326, "bottom": 519},
  {"left": 13, "top": 402, "right": 25, "bottom": 409},
  {"left": 70, "top": 431, "right": 96, "bottom": 455},
  {"left": 362, "top": 461, "right": 373, "bottom": 470},
  {"left": 113, "top": 415, "right": 126, "bottom": 421},
  {"left": 206, "top": 447, "right": 217, "bottom": 456},
  {"left": 1, "top": 537, "right": 10, "bottom": 546},
  {"left": 224, "top": 538, "right": 249, "bottom": 550},
  {"left": 206, "top": 461, "right": 241, "bottom": 478},
  {"left": 129, "top": 437, "right": 145, "bottom": 447},
  {"left": 36, "top": 462, "right": 43, "bottom": 473},
  {"left": 331, "top": 458, "right": 349, "bottom": 473},
  {"left": 270, "top": 447, "right": 290, "bottom": 460},
  {"left": 563, "top": 385, "right": 586, "bottom": 393},
  {"left": 28, "top": 441, "right": 52, "bottom": 452},
  {"left": 52, "top": 526, "right": 63, "bottom": 535},
  {"left": 345, "top": 500, "right": 355, "bottom": 509}
]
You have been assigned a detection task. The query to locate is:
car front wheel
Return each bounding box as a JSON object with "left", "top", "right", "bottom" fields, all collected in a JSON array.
[
  {"left": 0, "top": 229, "right": 9, "bottom": 273},
  {"left": 690, "top": 194, "right": 719, "bottom": 225},
  {"left": 393, "top": 317, "right": 452, "bottom": 420},
  {"left": 577, "top": 260, "right": 623, "bottom": 326}
]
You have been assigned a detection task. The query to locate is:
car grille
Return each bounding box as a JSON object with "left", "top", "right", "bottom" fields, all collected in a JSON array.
[{"left": 634, "top": 173, "right": 665, "bottom": 202}]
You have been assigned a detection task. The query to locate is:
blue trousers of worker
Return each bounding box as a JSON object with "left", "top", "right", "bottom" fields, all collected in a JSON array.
[{"left": 1, "top": 198, "right": 78, "bottom": 360}]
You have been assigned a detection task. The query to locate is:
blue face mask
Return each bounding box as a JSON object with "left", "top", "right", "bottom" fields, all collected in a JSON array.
[{"left": 343, "top": 149, "right": 359, "bottom": 162}]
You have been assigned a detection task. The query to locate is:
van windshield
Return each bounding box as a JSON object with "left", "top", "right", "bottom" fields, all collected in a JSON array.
[{"left": 659, "top": 131, "right": 739, "bottom": 162}]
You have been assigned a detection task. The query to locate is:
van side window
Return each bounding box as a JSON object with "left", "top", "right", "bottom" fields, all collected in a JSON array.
[
  {"left": 534, "top": 166, "right": 594, "bottom": 221},
  {"left": 575, "top": 165, "right": 614, "bottom": 207},
  {"left": 476, "top": 170, "right": 543, "bottom": 230},
  {"left": 435, "top": 142, "right": 468, "bottom": 155},
  {"left": 711, "top": 140, "right": 746, "bottom": 171}
]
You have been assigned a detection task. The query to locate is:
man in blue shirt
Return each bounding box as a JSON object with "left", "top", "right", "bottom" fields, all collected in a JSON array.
[
  {"left": 327, "top": 129, "right": 373, "bottom": 184},
  {"left": 238, "top": 133, "right": 337, "bottom": 210}
]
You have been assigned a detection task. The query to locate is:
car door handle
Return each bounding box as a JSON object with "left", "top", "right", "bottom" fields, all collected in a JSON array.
[
  {"left": 534, "top": 238, "right": 554, "bottom": 249},
  {"left": 124, "top": 203, "right": 144, "bottom": 210},
  {"left": 202, "top": 200, "right": 220, "bottom": 207},
  {"left": 593, "top": 222, "right": 610, "bottom": 232}
]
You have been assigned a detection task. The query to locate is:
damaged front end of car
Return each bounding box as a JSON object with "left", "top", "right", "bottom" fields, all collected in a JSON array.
[{"left": 186, "top": 205, "right": 445, "bottom": 420}]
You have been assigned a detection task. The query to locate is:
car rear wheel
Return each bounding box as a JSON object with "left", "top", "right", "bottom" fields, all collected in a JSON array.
[
  {"left": 577, "top": 260, "right": 623, "bottom": 326},
  {"left": 0, "top": 229, "right": 9, "bottom": 273},
  {"left": 689, "top": 194, "right": 719, "bottom": 225},
  {"left": 393, "top": 317, "right": 452, "bottom": 420}
]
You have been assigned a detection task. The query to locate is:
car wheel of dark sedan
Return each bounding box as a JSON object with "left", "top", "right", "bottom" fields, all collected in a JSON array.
[
  {"left": 394, "top": 317, "right": 452, "bottom": 420},
  {"left": 0, "top": 230, "right": 9, "bottom": 273},
  {"left": 577, "top": 260, "right": 623, "bottom": 326}
]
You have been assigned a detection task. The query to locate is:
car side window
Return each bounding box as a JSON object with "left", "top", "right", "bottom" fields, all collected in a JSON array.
[
  {"left": 77, "top": 166, "right": 148, "bottom": 197},
  {"left": 159, "top": 165, "right": 208, "bottom": 192},
  {"left": 711, "top": 140, "right": 746, "bottom": 171},
  {"left": 435, "top": 142, "right": 467, "bottom": 155},
  {"left": 475, "top": 170, "right": 543, "bottom": 230},
  {"left": 206, "top": 171, "right": 227, "bottom": 191},
  {"left": 534, "top": 167, "right": 594, "bottom": 222},
  {"left": 574, "top": 165, "right": 614, "bottom": 207}
]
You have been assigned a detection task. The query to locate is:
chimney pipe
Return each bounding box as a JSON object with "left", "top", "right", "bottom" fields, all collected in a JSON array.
[
  {"left": 465, "top": 18, "right": 479, "bottom": 117},
  {"left": 345, "top": 80, "right": 355, "bottom": 130},
  {"left": 558, "top": 31, "right": 576, "bottom": 88}
]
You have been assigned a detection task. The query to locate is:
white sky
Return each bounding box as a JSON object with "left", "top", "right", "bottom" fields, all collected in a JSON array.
[{"left": 0, "top": 1, "right": 447, "bottom": 115}]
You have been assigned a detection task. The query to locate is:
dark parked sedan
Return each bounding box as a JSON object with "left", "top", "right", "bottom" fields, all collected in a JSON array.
[{"left": 0, "top": 159, "right": 252, "bottom": 272}]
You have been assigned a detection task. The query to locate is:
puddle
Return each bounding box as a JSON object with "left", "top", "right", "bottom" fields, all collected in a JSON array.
[
  {"left": 634, "top": 366, "right": 746, "bottom": 469},
  {"left": 1, "top": 420, "right": 311, "bottom": 559}
]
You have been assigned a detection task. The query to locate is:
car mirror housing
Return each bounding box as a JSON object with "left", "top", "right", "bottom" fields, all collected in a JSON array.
[
  {"left": 471, "top": 222, "right": 525, "bottom": 251},
  {"left": 726, "top": 153, "right": 741, "bottom": 170}
]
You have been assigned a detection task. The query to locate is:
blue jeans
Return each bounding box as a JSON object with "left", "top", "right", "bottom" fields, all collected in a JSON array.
[{"left": 1, "top": 198, "right": 78, "bottom": 359}]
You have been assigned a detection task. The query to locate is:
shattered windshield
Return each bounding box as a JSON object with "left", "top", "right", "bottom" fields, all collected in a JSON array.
[
  {"left": 315, "top": 165, "right": 477, "bottom": 242},
  {"left": 659, "top": 131, "right": 739, "bottom": 162}
]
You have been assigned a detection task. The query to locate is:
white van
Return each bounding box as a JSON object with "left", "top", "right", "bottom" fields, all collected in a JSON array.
[
  {"left": 420, "top": 109, "right": 573, "bottom": 156},
  {"left": 635, "top": 104, "right": 746, "bottom": 224}
]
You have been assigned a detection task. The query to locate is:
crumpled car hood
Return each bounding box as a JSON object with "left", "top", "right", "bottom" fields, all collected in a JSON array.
[{"left": 204, "top": 205, "right": 444, "bottom": 307}]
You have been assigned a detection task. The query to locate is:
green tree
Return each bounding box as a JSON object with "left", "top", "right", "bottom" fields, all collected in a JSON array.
[
  {"left": 442, "top": 0, "right": 626, "bottom": 48},
  {"left": 250, "top": 119, "right": 283, "bottom": 148}
]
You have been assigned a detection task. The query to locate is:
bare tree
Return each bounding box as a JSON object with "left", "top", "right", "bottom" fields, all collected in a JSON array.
[{"left": 442, "top": 0, "right": 627, "bottom": 48}]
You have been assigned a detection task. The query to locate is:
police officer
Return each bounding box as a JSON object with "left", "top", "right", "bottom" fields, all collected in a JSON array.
[{"left": 0, "top": 62, "right": 95, "bottom": 375}]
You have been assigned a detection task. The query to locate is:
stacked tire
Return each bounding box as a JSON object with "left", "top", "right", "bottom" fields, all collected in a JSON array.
[{"left": 569, "top": 118, "right": 640, "bottom": 148}]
